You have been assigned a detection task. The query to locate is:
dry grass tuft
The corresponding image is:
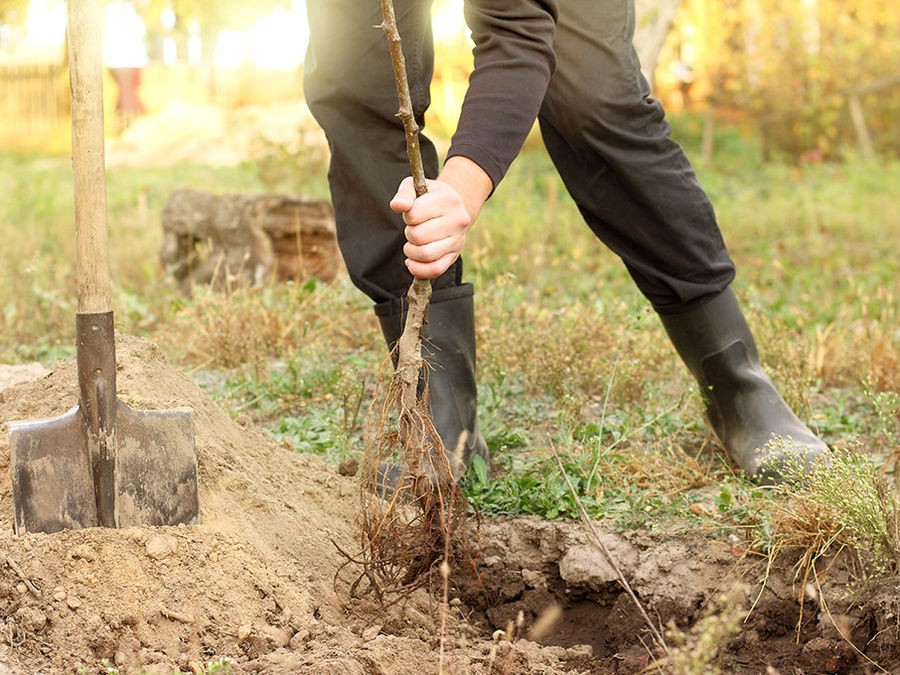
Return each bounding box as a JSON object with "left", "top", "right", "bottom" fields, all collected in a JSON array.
[
  {"left": 767, "top": 444, "right": 900, "bottom": 577},
  {"left": 476, "top": 280, "right": 674, "bottom": 418},
  {"left": 756, "top": 443, "right": 900, "bottom": 647},
  {"left": 161, "top": 281, "right": 376, "bottom": 370},
  {"left": 759, "top": 291, "right": 900, "bottom": 395}
]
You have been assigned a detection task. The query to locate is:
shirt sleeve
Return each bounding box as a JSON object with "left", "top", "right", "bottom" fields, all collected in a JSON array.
[{"left": 445, "top": 0, "right": 559, "bottom": 191}]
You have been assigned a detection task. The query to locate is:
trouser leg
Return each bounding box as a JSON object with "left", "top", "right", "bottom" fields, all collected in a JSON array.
[
  {"left": 542, "top": 0, "right": 827, "bottom": 480},
  {"left": 540, "top": 0, "right": 735, "bottom": 313},
  {"left": 303, "top": 0, "right": 460, "bottom": 303}
]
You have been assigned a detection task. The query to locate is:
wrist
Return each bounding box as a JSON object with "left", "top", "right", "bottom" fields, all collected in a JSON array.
[{"left": 437, "top": 156, "right": 493, "bottom": 222}]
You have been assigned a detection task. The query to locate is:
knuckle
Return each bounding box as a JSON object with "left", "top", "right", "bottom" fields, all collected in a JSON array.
[{"left": 404, "top": 228, "right": 425, "bottom": 246}]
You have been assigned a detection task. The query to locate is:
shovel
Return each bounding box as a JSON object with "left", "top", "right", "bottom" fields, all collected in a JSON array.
[{"left": 7, "top": 0, "right": 199, "bottom": 534}]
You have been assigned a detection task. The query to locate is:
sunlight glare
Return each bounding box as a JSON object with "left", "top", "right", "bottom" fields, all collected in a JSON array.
[
  {"left": 24, "top": 0, "right": 65, "bottom": 50},
  {"left": 432, "top": 0, "right": 468, "bottom": 45},
  {"left": 214, "top": 1, "right": 309, "bottom": 70}
]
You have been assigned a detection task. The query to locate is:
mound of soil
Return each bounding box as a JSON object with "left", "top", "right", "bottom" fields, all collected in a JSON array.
[
  {"left": 0, "top": 337, "right": 896, "bottom": 673},
  {"left": 0, "top": 338, "right": 584, "bottom": 674}
]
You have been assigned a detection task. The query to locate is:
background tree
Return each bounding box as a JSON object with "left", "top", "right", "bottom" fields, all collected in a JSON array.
[
  {"left": 674, "top": 0, "right": 899, "bottom": 159},
  {"left": 0, "top": 0, "right": 29, "bottom": 24},
  {"left": 635, "top": 0, "right": 682, "bottom": 81},
  {"left": 134, "top": 0, "right": 290, "bottom": 63}
]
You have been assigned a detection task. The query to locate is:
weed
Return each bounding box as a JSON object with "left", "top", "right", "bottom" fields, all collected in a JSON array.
[
  {"left": 207, "top": 346, "right": 377, "bottom": 463},
  {"left": 646, "top": 585, "right": 750, "bottom": 674},
  {"left": 768, "top": 443, "right": 900, "bottom": 577},
  {"left": 464, "top": 452, "right": 602, "bottom": 519},
  {"left": 751, "top": 310, "right": 821, "bottom": 422},
  {"left": 863, "top": 378, "right": 900, "bottom": 480},
  {"left": 465, "top": 386, "right": 723, "bottom": 528}
]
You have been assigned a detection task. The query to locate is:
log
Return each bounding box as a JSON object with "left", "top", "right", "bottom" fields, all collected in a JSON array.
[{"left": 159, "top": 189, "right": 341, "bottom": 293}]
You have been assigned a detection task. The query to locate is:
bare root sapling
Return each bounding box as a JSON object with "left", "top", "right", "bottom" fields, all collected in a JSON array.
[{"left": 336, "top": 0, "right": 475, "bottom": 608}]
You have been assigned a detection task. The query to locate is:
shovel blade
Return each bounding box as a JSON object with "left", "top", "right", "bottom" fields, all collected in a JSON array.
[
  {"left": 114, "top": 402, "right": 199, "bottom": 528},
  {"left": 9, "top": 405, "right": 98, "bottom": 534},
  {"left": 8, "top": 402, "right": 199, "bottom": 534}
]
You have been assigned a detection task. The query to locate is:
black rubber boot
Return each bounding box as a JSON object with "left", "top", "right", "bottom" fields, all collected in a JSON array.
[
  {"left": 375, "top": 283, "right": 489, "bottom": 484},
  {"left": 659, "top": 287, "right": 829, "bottom": 483}
]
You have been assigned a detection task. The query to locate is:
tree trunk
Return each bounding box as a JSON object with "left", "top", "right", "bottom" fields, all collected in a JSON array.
[
  {"left": 634, "top": 0, "right": 682, "bottom": 85},
  {"left": 159, "top": 189, "right": 340, "bottom": 293}
]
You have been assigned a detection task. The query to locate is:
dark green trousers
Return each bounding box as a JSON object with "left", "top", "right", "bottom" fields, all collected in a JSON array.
[{"left": 304, "top": 0, "right": 735, "bottom": 313}]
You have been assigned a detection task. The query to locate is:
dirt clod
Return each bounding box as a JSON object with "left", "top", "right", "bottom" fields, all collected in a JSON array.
[{"left": 144, "top": 534, "right": 179, "bottom": 560}]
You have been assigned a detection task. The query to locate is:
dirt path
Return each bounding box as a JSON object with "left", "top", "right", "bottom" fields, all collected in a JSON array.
[{"left": 0, "top": 338, "right": 895, "bottom": 673}]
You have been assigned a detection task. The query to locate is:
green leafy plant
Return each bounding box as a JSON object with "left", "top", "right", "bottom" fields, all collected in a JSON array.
[{"left": 464, "top": 453, "right": 603, "bottom": 520}]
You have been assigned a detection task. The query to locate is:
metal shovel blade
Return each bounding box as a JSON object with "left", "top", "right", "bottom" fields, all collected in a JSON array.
[
  {"left": 9, "top": 401, "right": 199, "bottom": 534},
  {"left": 9, "top": 406, "right": 97, "bottom": 534},
  {"left": 114, "top": 402, "right": 199, "bottom": 528}
]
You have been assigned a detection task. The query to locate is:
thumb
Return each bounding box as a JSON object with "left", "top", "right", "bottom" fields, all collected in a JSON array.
[{"left": 389, "top": 176, "right": 418, "bottom": 214}]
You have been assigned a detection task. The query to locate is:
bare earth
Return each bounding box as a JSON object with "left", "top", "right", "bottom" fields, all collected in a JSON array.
[{"left": 0, "top": 337, "right": 896, "bottom": 674}]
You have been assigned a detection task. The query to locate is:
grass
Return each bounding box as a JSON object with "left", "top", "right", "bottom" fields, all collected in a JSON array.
[
  {"left": 2, "top": 113, "right": 899, "bottom": 581},
  {"left": 769, "top": 444, "right": 900, "bottom": 577}
]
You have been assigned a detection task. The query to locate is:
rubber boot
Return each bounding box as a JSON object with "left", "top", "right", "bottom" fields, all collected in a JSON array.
[
  {"left": 659, "top": 287, "right": 829, "bottom": 483},
  {"left": 375, "top": 283, "right": 489, "bottom": 486}
]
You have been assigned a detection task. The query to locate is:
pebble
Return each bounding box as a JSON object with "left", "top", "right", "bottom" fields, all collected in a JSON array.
[
  {"left": 145, "top": 534, "right": 178, "bottom": 560},
  {"left": 237, "top": 624, "right": 253, "bottom": 641},
  {"left": 565, "top": 644, "right": 593, "bottom": 659},
  {"left": 262, "top": 625, "right": 293, "bottom": 648},
  {"left": 70, "top": 544, "right": 96, "bottom": 562},
  {"left": 361, "top": 625, "right": 381, "bottom": 642},
  {"left": 289, "top": 629, "right": 310, "bottom": 650},
  {"left": 67, "top": 596, "right": 82, "bottom": 610}
]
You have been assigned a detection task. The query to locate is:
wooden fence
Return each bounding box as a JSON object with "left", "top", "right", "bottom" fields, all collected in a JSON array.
[{"left": 0, "top": 64, "right": 70, "bottom": 148}]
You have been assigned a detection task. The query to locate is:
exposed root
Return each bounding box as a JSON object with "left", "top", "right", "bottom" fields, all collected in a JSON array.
[
  {"left": 332, "top": 0, "right": 477, "bottom": 610},
  {"left": 333, "top": 356, "right": 475, "bottom": 608}
]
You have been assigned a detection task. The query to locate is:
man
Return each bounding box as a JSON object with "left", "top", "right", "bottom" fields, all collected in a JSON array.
[{"left": 303, "top": 0, "right": 828, "bottom": 484}]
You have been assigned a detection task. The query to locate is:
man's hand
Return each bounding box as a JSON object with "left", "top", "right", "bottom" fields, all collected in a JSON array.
[{"left": 390, "top": 156, "right": 493, "bottom": 279}]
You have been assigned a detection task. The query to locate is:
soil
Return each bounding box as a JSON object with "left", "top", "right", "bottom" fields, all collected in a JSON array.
[{"left": 0, "top": 337, "right": 897, "bottom": 674}]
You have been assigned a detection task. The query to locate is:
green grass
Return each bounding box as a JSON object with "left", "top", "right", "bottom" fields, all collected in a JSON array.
[
  {"left": 0, "top": 155, "right": 269, "bottom": 362},
  {"left": 2, "top": 115, "right": 899, "bottom": 578}
]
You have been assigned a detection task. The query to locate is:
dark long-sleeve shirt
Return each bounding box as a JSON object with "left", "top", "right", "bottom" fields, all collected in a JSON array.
[{"left": 445, "top": 0, "right": 559, "bottom": 190}]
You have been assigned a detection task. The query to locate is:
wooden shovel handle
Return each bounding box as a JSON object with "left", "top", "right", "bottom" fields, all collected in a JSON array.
[{"left": 68, "top": 0, "right": 112, "bottom": 315}]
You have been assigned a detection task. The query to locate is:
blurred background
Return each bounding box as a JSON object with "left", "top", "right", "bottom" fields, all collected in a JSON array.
[{"left": 0, "top": 0, "right": 897, "bottom": 160}]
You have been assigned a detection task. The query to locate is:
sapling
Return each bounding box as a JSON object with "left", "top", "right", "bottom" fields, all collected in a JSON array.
[{"left": 340, "top": 0, "right": 474, "bottom": 605}]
